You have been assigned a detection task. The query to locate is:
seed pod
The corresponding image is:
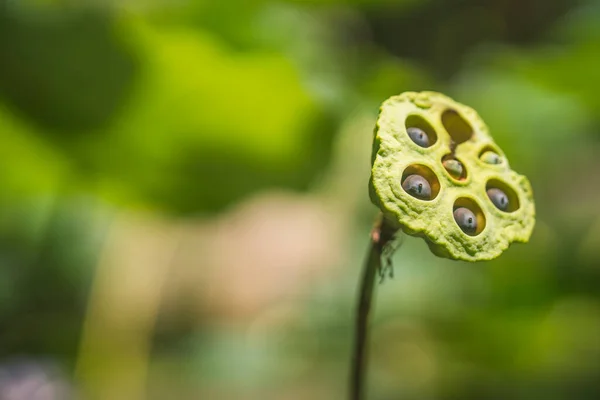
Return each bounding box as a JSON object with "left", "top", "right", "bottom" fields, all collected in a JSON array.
[
  {"left": 454, "top": 207, "right": 477, "bottom": 234},
  {"left": 370, "top": 91, "right": 535, "bottom": 261},
  {"left": 487, "top": 188, "right": 509, "bottom": 211},
  {"left": 481, "top": 151, "right": 501, "bottom": 164},
  {"left": 407, "top": 127, "right": 430, "bottom": 148},
  {"left": 402, "top": 174, "right": 431, "bottom": 200}
]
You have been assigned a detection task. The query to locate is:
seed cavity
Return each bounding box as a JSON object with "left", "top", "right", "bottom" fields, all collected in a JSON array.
[
  {"left": 478, "top": 145, "right": 504, "bottom": 166},
  {"left": 442, "top": 155, "right": 466, "bottom": 180},
  {"left": 486, "top": 179, "right": 520, "bottom": 212},
  {"left": 481, "top": 151, "right": 502, "bottom": 165},
  {"left": 441, "top": 109, "right": 473, "bottom": 144},
  {"left": 453, "top": 197, "right": 486, "bottom": 236},
  {"left": 401, "top": 165, "right": 440, "bottom": 201},
  {"left": 487, "top": 188, "right": 509, "bottom": 211},
  {"left": 454, "top": 207, "right": 477, "bottom": 234},
  {"left": 405, "top": 115, "right": 437, "bottom": 148},
  {"left": 407, "top": 127, "right": 430, "bottom": 148},
  {"left": 402, "top": 174, "right": 431, "bottom": 200}
]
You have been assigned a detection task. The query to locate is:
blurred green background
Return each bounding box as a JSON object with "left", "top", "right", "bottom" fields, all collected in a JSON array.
[{"left": 1, "top": 0, "right": 600, "bottom": 399}]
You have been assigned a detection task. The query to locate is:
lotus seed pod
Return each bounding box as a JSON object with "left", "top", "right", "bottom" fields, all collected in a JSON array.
[
  {"left": 407, "top": 127, "right": 430, "bottom": 148},
  {"left": 402, "top": 174, "right": 432, "bottom": 200},
  {"left": 369, "top": 91, "right": 535, "bottom": 261}
]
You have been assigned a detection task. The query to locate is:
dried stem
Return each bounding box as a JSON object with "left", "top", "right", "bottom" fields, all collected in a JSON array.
[{"left": 350, "top": 214, "right": 397, "bottom": 400}]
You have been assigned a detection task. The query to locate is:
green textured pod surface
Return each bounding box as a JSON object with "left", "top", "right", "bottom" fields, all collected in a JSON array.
[{"left": 369, "top": 91, "right": 535, "bottom": 262}]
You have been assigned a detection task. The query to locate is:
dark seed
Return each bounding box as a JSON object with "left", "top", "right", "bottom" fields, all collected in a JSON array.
[
  {"left": 487, "top": 188, "right": 509, "bottom": 211},
  {"left": 402, "top": 174, "right": 432, "bottom": 200},
  {"left": 454, "top": 207, "right": 477, "bottom": 234},
  {"left": 407, "top": 127, "right": 430, "bottom": 148}
]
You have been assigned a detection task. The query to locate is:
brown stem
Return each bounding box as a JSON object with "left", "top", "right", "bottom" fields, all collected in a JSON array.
[{"left": 350, "top": 215, "right": 397, "bottom": 400}]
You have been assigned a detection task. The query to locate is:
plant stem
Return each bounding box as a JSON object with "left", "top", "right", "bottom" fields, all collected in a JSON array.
[{"left": 350, "top": 214, "right": 397, "bottom": 400}]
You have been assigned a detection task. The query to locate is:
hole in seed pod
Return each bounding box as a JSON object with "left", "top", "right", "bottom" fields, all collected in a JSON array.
[
  {"left": 453, "top": 198, "right": 486, "bottom": 236},
  {"left": 405, "top": 115, "right": 437, "bottom": 148},
  {"left": 441, "top": 109, "right": 473, "bottom": 144},
  {"left": 479, "top": 145, "right": 504, "bottom": 165},
  {"left": 401, "top": 164, "right": 440, "bottom": 200},
  {"left": 486, "top": 179, "right": 520, "bottom": 212},
  {"left": 442, "top": 155, "right": 467, "bottom": 181}
]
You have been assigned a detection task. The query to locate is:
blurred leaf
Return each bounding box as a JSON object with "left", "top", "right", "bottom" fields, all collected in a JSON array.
[
  {"left": 0, "top": 104, "right": 67, "bottom": 200},
  {"left": 0, "top": 6, "right": 137, "bottom": 133},
  {"left": 69, "top": 18, "right": 334, "bottom": 212}
]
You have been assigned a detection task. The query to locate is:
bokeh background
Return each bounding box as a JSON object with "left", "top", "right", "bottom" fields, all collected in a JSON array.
[{"left": 1, "top": 0, "right": 600, "bottom": 399}]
